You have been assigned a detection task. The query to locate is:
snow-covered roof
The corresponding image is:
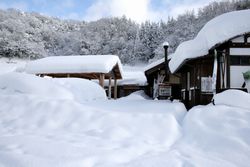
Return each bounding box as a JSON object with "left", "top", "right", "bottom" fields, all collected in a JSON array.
[
  {"left": 144, "top": 58, "right": 165, "bottom": 72},
  {"left": 118, "top": 70, "right": 147, "bottom": 86},
  {"left": 169, "top": 9, "right": 250, "bottom": 73},
  {"left": 26, "top": 55, "right": 123, "bottom": 79},
  {"left": 144, "top": 54, "right": 173, "bottom": 73},
  {"left": 94, "top": 66, "right": 147, "bottom": 86}
]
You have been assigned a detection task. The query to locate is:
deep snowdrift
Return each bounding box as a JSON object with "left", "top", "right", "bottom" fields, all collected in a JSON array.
[
  {"left": 0, "top": 83, "right": 186, "bottom": 167},
  {"left": 0, "top": 71, "right": 250, "bottom": 167},
  {"left": 0, "top": 72, "right": 106, "bottom": 101},
  {"left": 213, "top": 89, "right": 250, "bottom": 110}
]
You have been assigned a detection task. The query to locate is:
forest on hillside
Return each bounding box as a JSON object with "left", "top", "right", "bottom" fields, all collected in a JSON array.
[{"left": 0, "top": 0, "right": 250, "bottom": 64}]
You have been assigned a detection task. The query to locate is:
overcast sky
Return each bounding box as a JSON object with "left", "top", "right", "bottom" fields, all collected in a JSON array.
[{"left": 0, "top": 0, "right": 222, "bottom": 22}]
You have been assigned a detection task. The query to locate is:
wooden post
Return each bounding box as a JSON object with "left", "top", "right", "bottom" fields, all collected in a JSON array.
[
  {"left": 114, "top": 78, "right": 117, "bottom": 99},
  {"left": 99, "top": 74, "right": 105, "bottom": 88},
  {"left": 108, "top": 77, "right": 112, "bottom": 99},
  {"left": 67, "top": 74, "right": 70, "bottom": 78}
]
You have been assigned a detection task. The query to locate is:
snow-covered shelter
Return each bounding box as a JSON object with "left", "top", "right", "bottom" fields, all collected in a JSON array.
[
  {"left": 26, "top": 55, "right": 123, "bottom": 99},
  {"left": 169, "top": 9, "right": 250, "bottom": 108},
  {"left": 144, "top": 43, "right": 181, "bottom": 100}
]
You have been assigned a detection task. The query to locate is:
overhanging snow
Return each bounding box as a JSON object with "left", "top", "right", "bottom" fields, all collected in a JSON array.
[{"left": 169, "top": 9, "right": 250, "bottom": 73}]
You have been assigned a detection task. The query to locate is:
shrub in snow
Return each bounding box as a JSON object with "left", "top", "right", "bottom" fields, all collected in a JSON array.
[
  {"left": 243, "top": 71, "right": 250, "bottom": 92},
  {"left": 0, "top": 72, "right": 74, "bottom": 99},
  {"left": 52, "top": 78, "right": 107, "bottom": 102},
  {"left": 213, "top": 89, "right": 250, "bottom": 110}
]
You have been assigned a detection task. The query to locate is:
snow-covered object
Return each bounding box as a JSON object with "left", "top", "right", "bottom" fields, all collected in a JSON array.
[
  {"left": 26, "top": 55, "right": 123, "bottom": 77},
  {"left": 0, "top": 58, "right": 27, "bottom": 74},
  {"left": 0, "top": 72, "right": 107, "bottom": 101},
  {"left": 169, "top": 9, "right": 250, "bottom": 72},
  {"left": 0, "top": 88, "right": 186, "bottom": 167},
  {"left": 163, "top": 41, "right": 169, "bottom": 47},
  {"left": 118, "top": 66, "right": 147, "bottom": 86},
  {"left": 52, "top": 78, "right": 107, "bottom": 101},
  {"left": 0, "top": 72, "right": 74, "bottom": 99},
  {"left": 213, "top": 89, "right": 250, "bottom": 110},
  {"left": 118, "top": 71, "right": 147, "bottom": 86}
]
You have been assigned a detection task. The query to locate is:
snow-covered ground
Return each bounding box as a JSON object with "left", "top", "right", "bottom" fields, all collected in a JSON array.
[{"left": 0, "top": 59, "right": 250, "bottom": 167}]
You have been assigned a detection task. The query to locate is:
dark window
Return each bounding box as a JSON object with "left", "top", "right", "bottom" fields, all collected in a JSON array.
[
  {"left": 230, "top": 56, "right": 250, "bottom": 65},
  {"left": 241, "top": 56, "right": 250, "bottom": 65},
  {"left": 231, "top": 56, "right": 240, "bottom": 65}
]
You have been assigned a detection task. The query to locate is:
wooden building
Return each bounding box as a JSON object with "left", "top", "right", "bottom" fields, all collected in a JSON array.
[
  {"left": 145, "top": 43, "right": 181, "bottom": 100},
  {"left": 25, "top": 55, "right": 123, "bottom": 99},
  {"left": 169, "top": 10, "right": 250, "bottom": 108}
]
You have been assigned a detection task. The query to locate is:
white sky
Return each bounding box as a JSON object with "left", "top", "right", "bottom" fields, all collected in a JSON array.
[{"left": 0, "top": 0, "right": 224, "bottom": 22}]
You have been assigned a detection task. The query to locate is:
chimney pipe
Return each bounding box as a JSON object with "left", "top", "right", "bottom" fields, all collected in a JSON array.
[{"left": 163, "top": 42, "right": 169, "bottom": 80}]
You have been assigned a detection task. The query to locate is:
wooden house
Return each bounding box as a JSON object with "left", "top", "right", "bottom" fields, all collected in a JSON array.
[
  {"left": 25, "top": 55, "right": 123, "bottom": 99},
  {"left": 169, "top": 10, "right": 250, "bottom": 108},
  {"left": 145, "top": 43, "right": 181, "bottom": 100}
]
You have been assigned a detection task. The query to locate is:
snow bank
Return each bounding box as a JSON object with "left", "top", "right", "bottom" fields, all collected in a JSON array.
[
  {"left": 173, "top": 104, "right": 250, "bottom": 167},
  {"left": 25, "top": 55, "right": 123, "bottom": 77},
  {"left": 0, "top": 72, "right": 74, "bottom": 99},
  {"left": 0, "top": 72, "right": 107, "bottom": 101},
  {"left": 124, "top": 99, "right": 250, "bottom": 167},
  {"left": 213, "top": 89, "right": 250, "bottom": 110},
  {"left": 0, "top": 58, "right": 26, "bottom": 74},
  {"left": 0, "top": 89, "right": 186, "bottom": 167},
  {"left": 119, "top": 90, "right": 150, "bottom": 100},
  {"left": 52, "top": 78, "right": 107, "bottom": 101},
  {"left": 169, "top": 9, "right": 250, "bottom": 72}
]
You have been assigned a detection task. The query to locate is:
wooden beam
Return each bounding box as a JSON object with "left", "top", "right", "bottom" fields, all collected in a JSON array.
[
  {"left": 99, "top": 74, "right": 105, "bottom": 88},
  {"left": 108, "top": 77, "right": 112, "bottom": 99},
  {"left": 114, "top": 78, "right": 117, "bottom": 99}
]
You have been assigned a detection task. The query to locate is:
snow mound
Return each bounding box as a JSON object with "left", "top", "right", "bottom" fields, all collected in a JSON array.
[
  {"left": 52, "top": 78, "right": 107, "bottom": 102},
  {"left": 0, "top": 72, "right": 107, "bottom": 102},
  {"left": 124, "top": 101, "right": 250, "bottom": 167},
  {"left": 213, "top": 89, "right": 250, "bottom": 110},
  {"left": 176, "top": 104, "right": 250, "bottom": 167},
  {"left": 0, "top": 72, "right": 74, "bottom": 99},
  {"left": 170, "top": 9, "right": 250, "bottom": 72},
  {"left": 120, "top": 90, "right": 150, "bottom": 100},
  {"left": 0, "top": 91, "right": 186, "bottom": 167},
  {"left": 0, "top": 58, "right": 26, "bottom": 74}
]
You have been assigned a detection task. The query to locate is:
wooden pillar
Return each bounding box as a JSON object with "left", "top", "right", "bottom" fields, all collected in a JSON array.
[
  {"left": 99, "top": 74, "right": 105, "bottom": 88},
  {"left": 108, "top": 77, "right": 112, "bottom": 99},
  {"left": 67, "top": 74, "right": 70, "bottom": 78},
  {"left": 114, "top": 78, "right": 117, "bottom": 99}
]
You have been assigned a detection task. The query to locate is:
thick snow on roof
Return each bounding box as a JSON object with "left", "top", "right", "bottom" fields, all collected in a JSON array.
[
  {"left": 144, "top": 58, "right": 165, "bottom": 72},
  {"left": 169, "top": 9, "right": 250, "bottom": 72},
  {"left": 26, "top": 55, "right": 123, "bottom": 76},
  {"left": 118, "top": 66, "right": 147, "bottom": 86}
]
